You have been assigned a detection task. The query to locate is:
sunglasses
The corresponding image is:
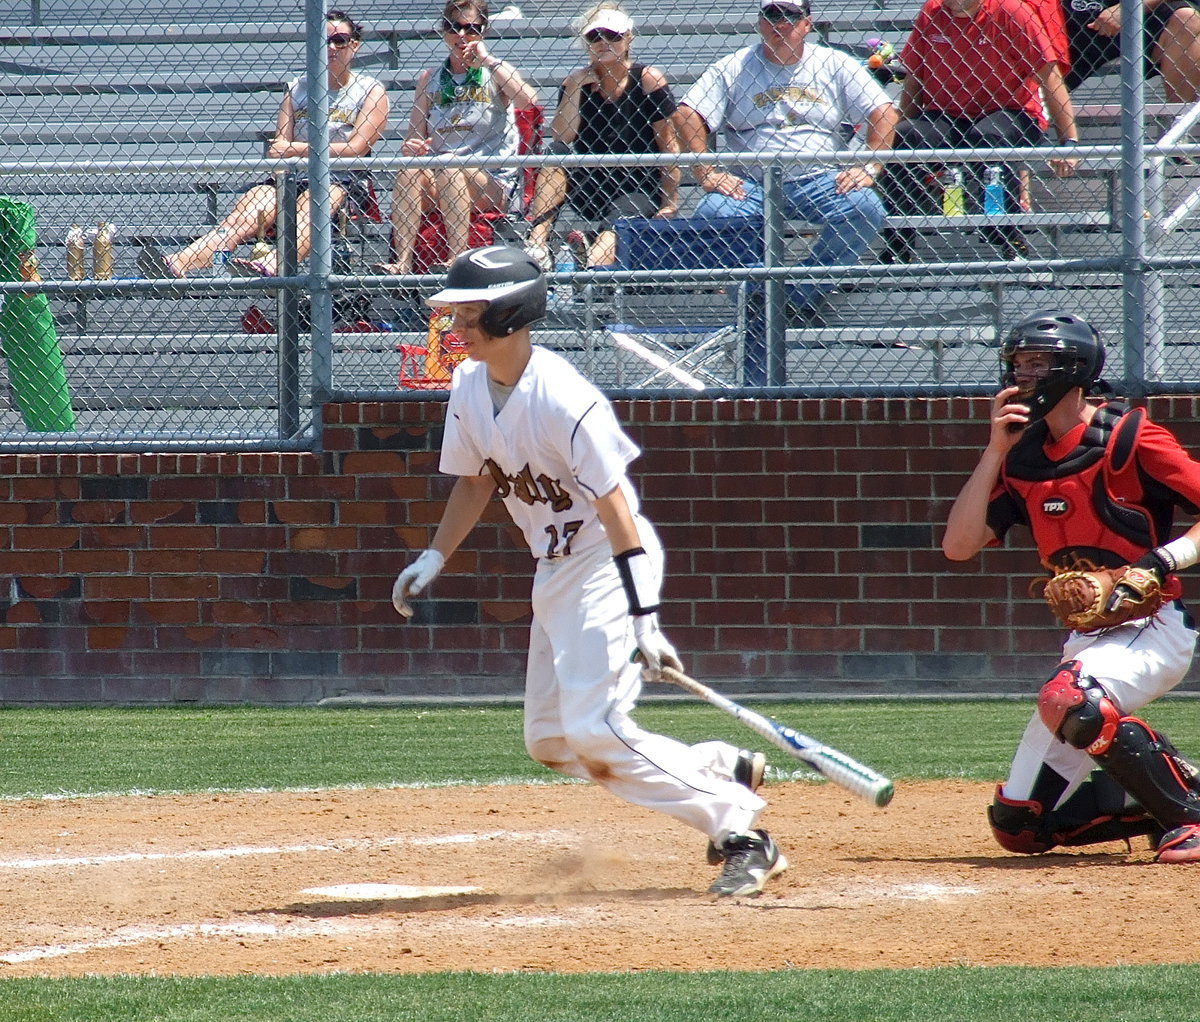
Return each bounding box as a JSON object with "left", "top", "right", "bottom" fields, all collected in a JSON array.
[
  {"left": 442, "top": 19, "right": 486, "bottom": 34},
  {"left": 760, "top": 5, "right": 809, "bottom": 22},
  {"left": 584, "top": 28, "right": 625, "bottom": 43},
  {"left": 326, "top": 32, "right": 355, "bottom": 47}
]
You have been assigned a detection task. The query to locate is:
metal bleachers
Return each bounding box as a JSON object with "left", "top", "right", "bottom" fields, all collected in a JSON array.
[{"left": 2, "top": 0, "right": 1199, "bottom": 439}]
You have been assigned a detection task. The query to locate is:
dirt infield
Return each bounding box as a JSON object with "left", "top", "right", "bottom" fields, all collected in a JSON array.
[{"left": 0, "top": 779, "right": 1189, "bottom": 976}]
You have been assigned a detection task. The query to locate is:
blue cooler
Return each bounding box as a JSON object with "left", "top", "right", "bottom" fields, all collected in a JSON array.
[{"left": 615, "top": 216, "right": 764, "bottom": 270}]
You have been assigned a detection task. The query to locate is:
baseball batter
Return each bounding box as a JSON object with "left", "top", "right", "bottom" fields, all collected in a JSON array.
[
  {"left": 943, "top": 310, "right": 1200, "bottom": 863},
  {"left": 392, "top": 244, "right": 787, "bottom": 896}
]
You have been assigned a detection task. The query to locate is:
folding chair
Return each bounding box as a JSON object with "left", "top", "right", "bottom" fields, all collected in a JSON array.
[{"left": 604, "top": 215, "right": 763, "bottom": 389}]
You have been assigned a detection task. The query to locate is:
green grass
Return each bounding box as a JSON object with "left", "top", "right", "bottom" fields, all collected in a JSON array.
[
  {"left": 0, "top": 966, "right": 1195, "bottom": 1022},
  {"left": 3, "top": 698, "right": 1200, "bottom": 798},
  {"left": 3, "top": 698, "right": 1199, "bottom": 1020}
]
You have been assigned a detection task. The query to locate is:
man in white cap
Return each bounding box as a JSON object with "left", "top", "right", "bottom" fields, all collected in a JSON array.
[{"left": 677, "top": 0, "right": 898, "bottom": 371}]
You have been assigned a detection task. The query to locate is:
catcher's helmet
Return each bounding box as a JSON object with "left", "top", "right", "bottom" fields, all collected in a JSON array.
[
  {"left": 1001, "top": 310, "right": 1106, "bottom": 422},
  {"left": 426, "top": 245, "right": 546, "bottom": 337}
]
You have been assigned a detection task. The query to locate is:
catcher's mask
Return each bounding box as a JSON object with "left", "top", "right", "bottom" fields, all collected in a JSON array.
[
  {"left": 426, "top": 245, "right": 547, "bottom": 337},
  {"left": 1001, "top": 310, "right": 1106, "bottom": 423}
]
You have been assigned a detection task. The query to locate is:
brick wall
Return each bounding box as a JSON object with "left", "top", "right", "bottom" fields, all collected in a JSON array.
[{"left": 3, "top": 395, "right": 1200, "bottom": 704}]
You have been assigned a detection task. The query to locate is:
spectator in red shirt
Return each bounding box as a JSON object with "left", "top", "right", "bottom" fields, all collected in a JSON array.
[{"left": 878, "top": 0, "right": 1080, "bottom": 262}]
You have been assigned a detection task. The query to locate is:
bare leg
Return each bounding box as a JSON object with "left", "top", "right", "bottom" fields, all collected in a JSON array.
[
  {"left": 168, "top": 183, "right": 276, "bottom": 277},
  {"left": 377, "top": 168, "right": 432, "bottom": 274},
  {"left": 526, "top": 165, "right": 568, "bottom": 250},
  {"left": 1154, "top": 9, "right": 1200, "bottom": 103},
  {"left": 241, "top": 184, "right": 348, "bottom": 276},
  {"left": 435, "top": 166, "right": 506, "bottom": 263},
  {"left": 589, "top": 228, "right": 617, "bottom": 268}
]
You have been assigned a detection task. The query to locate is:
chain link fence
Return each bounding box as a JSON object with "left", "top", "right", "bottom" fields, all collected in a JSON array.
[{"left": 2, "top": 0, "right": 1199, "bottom": 446}]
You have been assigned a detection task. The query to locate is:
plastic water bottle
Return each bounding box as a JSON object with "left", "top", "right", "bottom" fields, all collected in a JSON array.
[
  {"left": 983, "top": 166, "right": 1006, "bottom": 216},
  {"left": 211, "top": 228, "right": 232, "bottom": 276},
  {"left": 941, "top": 167, "right": 965, "bottom": 217},
  {"left": 551, "top": 242, "right": 575, "bottom": 308}
]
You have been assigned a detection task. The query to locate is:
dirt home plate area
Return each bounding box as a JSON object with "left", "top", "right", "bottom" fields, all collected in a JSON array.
[{"left": 0, "top": 780, "right": 1189, "bottom": 976}]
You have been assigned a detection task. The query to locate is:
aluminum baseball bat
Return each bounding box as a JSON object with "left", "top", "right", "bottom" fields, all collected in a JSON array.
[{"left": 659, "top": 666, "right": 895, "bottom": 807}]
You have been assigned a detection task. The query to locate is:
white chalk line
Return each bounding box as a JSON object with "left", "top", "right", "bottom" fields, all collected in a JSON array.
[
  {"left": 0, "top": 829, "right": 568, "bottom": 872},
  {"left": 0, "top": 911, "right": 587, "bottom": 965},
  {"left": 768, "top": 878, "right": 983, "bottom": 910},
  {"left": 0, "top": 776, "right": 587, "bottom": 804},
  {"left": 0, "top": 879, "right": 990, "bottom": 965}
]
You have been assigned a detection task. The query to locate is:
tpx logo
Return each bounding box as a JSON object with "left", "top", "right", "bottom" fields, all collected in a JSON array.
[{"left": 1043, "top": 497, "right": 1070, "bottom": 516}]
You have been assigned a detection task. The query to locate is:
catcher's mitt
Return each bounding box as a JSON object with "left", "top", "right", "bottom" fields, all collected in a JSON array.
[{"left": 1036, "top": 564, "right": 1166, "bottom": 632}]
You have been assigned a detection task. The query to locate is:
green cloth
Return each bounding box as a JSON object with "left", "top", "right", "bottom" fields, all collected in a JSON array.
[
  {"left": 0, "top": 196, "right": 75, "bottom": 432},
  {"left": 438, "top": 60, "right": 484, "bottom": 105}
]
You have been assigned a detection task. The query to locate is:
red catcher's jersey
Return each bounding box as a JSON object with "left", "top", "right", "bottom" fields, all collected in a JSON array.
[{"left": 988, "top": 403, "right": 1200, "bottom": 579}]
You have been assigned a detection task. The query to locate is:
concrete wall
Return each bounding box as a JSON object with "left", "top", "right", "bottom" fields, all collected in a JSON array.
[{"left": 4, "top": 394, "right": 1200, "bottom": 704}]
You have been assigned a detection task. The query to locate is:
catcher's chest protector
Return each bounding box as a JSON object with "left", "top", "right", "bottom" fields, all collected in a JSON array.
[{"left": 1003, "top": 404, "right": 1160, "bottom": 570}]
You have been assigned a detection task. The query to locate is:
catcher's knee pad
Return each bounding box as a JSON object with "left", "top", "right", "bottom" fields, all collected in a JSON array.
[
  {"left": 988, "top": 776, "right": 1160, "bottom": 853},
  {"left": 1038, "top": 660, "right": 1122, "bottom": 754},
  {"left": 988, "top": 787, "right": 1056, "bottom": 853},
  {"left": 1094, "top": 718, "right": 1200, "bottom": 829}
]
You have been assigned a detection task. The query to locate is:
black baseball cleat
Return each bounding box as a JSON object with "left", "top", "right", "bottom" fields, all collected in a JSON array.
[
  {"left": 706, "top": 750, "right": 767, "bottom": 865},
  {"left": 708, "top": 830, "right": 788, "bottom": 897}
]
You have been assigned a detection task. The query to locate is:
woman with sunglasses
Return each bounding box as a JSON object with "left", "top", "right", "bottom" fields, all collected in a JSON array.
[
  {"left": 140, "top": 10, "right": 389, "bottom": 279},
  {"left": 524, "top": 2, "right": 680, "bottom": 270},
  {"left": 374, "top": 0, "right": 538, "bottom": 275}
]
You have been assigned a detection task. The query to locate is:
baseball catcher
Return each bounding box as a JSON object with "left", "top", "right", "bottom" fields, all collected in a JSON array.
[{"left": 943, "top": 309, "right": 1200, "bottom": 863}]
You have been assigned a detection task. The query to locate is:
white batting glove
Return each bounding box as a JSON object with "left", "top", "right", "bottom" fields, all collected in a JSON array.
[
  {"left": 392, "top": 549, "right": 445, "bottom": 618},
  {"left": 632, "top": 613, "right": 682, "bottom": 681}
]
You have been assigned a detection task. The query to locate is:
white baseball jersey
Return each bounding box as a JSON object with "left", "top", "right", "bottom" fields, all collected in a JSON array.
[
  {"left": 438, "top": 343, "right": 767, "bottom": 846},
  {"left": 682, "top": 41, "right": 890, "bottom": 181},
  {"left": 440, "top": 346, "right": 641, "bottom": 559}
]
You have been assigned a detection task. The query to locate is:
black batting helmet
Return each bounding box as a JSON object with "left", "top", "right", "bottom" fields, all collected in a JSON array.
[
  {"left": 426, "top": 245, "right": 546, "bottom": 336},
  {"left": 1000, "top": 310, "right": 1106, "bottom": 422}
]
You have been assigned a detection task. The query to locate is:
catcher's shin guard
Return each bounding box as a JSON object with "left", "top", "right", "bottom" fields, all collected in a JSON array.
[
  {"left": 989, "top": 771, "right": 1159, "bottom": 853},
  {"left": 1092, "top": 719, "right": 1200, "bottom": 831},
  {"left": 1037, "top": 661, "right": 1200, "bottom": 830},
  {"left": 1037, "top": 660, "right": 1122, "bottom": 754}
]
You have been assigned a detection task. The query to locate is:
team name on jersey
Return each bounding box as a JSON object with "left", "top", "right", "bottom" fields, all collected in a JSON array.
[{"left": 485, "top": 458, "right": 573, "bottom": 512}]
